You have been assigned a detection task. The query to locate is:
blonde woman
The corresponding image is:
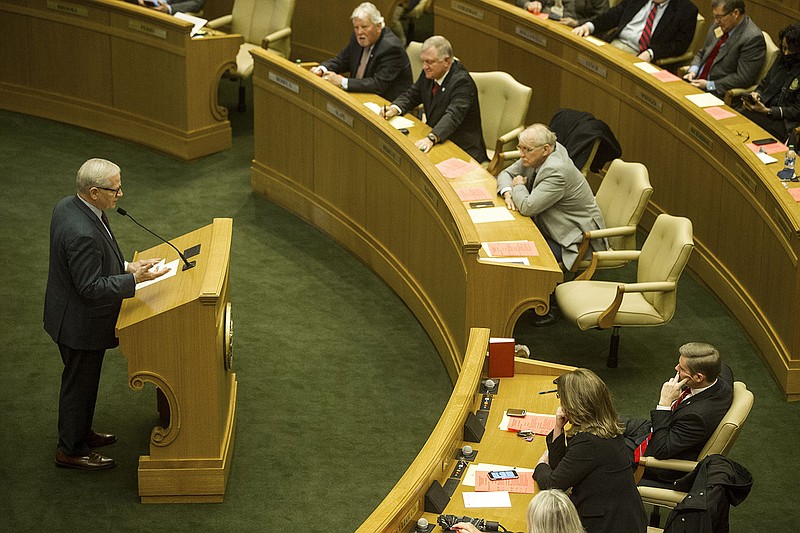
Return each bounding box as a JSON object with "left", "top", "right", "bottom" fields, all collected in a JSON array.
[
  {"left": 533, "top": 368, "right": 646, "bottom": 533},
  {"left": 453, "top": 489, "right": 584, "bottom": 533}
]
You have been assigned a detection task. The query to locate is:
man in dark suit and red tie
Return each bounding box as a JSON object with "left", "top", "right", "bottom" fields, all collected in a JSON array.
[
  {"left": 381, "top": 35, "right": 488, "bottom": 163},
  {"left": 572, "top": 0, "right": 699, "bottom": 63},
  {"left": 684, "top": 0, "right": 765, "bottom": 98},
  {"left": 313, "top": 2, "right": 413, "bottom": 102},
  {"left": 44, "top": 158, "right": 168, "bottom": 470}
]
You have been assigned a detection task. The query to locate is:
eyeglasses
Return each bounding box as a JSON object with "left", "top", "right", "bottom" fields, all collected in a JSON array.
[
  {"left": 713, "top": 10, "right": 732, "bottom": 21},
  {"left": 96, "top": 186, "right": 123, "bottom": 196},
  {"left": 517, "top": 144, "right": 545, "bottom": 154}
]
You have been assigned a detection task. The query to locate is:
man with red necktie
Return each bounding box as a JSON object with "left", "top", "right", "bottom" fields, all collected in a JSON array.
[
  {"left": 684, "top": 0, "right": 765, "bottom": 97},
  {"left": 572, "top": 0, "right": 698, "bottom": 63},
  {"left": 625, "top": 342, "right": 734, "bottom": 486}
]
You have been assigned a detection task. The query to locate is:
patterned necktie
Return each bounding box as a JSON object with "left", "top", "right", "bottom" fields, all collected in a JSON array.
[
  {"left": 432, "top": 81, "right": 440, "bottom": 96},
  {"left": 638, "top": 2, "right": 659, "bottom": 53},
  {"left": 633, "top": 388, "right": 691, "bottom": 463},
  {"left": 699, "top": 32, "right": 729, "bottom": 80},
  {"left": 672, "top": 388, "right": 691, "bottom": 410},
  {"left": 355, "top": 47, "right": 370, "bottom": 79}
]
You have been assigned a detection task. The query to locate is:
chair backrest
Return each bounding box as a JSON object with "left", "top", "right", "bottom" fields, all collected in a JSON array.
[
  {"left": 407, "top": 41, "right": 423, "bottom": 81},
  {"left": 595, "top": 159, "right": 653, "bottom": 252},
  {"left": 637, "top": 214, "right": 694, "bottom": 319},
  {"left": 697, "top": 381, "right": 754, "bottom": 459},
  {"left": 688, "top": 14, "right": 707, "bottom": 60},
  {"left": 758, "top": 31, "right": 780, "bottom": 85},
  {"left": 470, "top": 71, "right": 532, "bottom": 153},
  {"left": 231, "top": 0, "right": 295, "bottom": 57}
]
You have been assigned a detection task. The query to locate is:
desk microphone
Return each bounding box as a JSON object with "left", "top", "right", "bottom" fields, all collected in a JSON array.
[{"left": 116, "top": 207, "right": 195, "bottom": 271}]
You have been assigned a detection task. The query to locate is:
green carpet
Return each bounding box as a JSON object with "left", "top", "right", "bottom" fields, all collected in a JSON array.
[{"left": 1, "top": 72, "right": 798, "bottom": 531}]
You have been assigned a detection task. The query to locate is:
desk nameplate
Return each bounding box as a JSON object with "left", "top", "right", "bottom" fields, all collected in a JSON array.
[
  {"left": 268, "top": 71, "right": 300, "bottom": 94},
  {"left": 735, "top": 163, "right": 759, "bottom": 196},
  {"left": 577, "top": 55, "right": 607, "bottom": 78},
  {"left": 515, "top": 25, "right": 547, "bottom": 48},
  {"left": 326, "top": 102, "right": 354, "bottom": 128},
  {"left": 688, "top": 124, "right": 714, "bottom": 152},
  {"left": 452, "top": 0, "right": 485, "bottom": 20},
  {"left": 379, "top": 140, "right": 402, "bottom": 168},
  {"left": 128, "top": 19, "right": 167, "bottom": 39},
  {"left": 47, "top": 0, "right": 88, "bottom": 17},
  {"left": 634, "top": 86, "right": 663, "bottom": 113}
]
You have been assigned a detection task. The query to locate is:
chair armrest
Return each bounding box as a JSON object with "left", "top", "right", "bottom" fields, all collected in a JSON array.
[
  {"left": 487, "top": 148, "right": 522, "bottom": 176},
  {"left": 724, "top": 86, "right": 756, "bottom": 107},
  {"left": 575, "top": 250, "right": 640, "bottom": 280},
  {"left": 619, "top": 281, "right": 676, "bottom": 293},
  {"left": 638, "top": 486, "right": 687, "bottom": 508},
  {"left": 595, "top": 280, "right": 674, "bottom": 328},
  {"left": 570, "top": 236, "right": 638, "bottom": 273},
  {"left": 639, "top": 456, "right": 698, "bottom": 473},
  {"left": 262, "top": 27, "right": 292, "bottom": 49},
  {"left": 498, "top": 126, "right": 525, "bottom": 145},
  {"left": 206, "top": 14, "right": 232, "bottom": 29},
  {"left": 584, "top": 226, "right": 637, "bottom": 239}
]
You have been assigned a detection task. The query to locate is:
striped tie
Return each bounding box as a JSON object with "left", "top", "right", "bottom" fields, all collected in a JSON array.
[
  {"left": 633, "top": 388, "right": 691, "bottom": 463},
  {"left": 638, "top": 2, "right": 659, "bottom": 53}
]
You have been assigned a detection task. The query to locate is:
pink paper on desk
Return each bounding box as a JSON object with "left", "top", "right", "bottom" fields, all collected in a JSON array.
[
  {"left": 746, "top": 141, "right": 788, "bottom": 154},
  {"left": 508, "top": 413, "right": 557, "bottom": 435},
  {"left": 456, "top": 187, "right": 494, "bottom": 202},
  {"left": 704, "top": 106, "right": 737, "bottom": 120},
  {"left": 475, "top": 471, "right": 536, "bottom": 494},
  {"left": 485, "top": 241, "right": 539, "bottom": 257},
  {"left": 535, "top": 12, "right": 550, "bottom": 19},
  {"left": 436, "top": 157, "right": 481, "bottom": 178},
  {"left": 788, "top": 187, "right": 800, "bottom": 202},
  {"left": 652, "top": 70, "right": 681, "bottom": 82}
]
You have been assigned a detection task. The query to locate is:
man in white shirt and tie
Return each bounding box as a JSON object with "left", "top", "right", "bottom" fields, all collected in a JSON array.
[{"left": 572, "top": 0, "right": 698, "bottom": 63}]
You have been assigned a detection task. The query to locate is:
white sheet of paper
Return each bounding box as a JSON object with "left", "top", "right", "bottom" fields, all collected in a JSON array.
[
  {"left": 135, "top": 258, "right": 179, "bottom": 290},
  {"left": 756, "top": 151, "right": 778, "bottom": 164},
  {"left": 463, "top": 491, "right": 512, "bottom": 508},
  {"left": 685, "top": 93, "right": 724, "bottom": 108},
  {"left": 478, "top": 257, "right": 530, "bottom": 266},
  {"left": 468, "top": 207, "right": 515, "bottom": 224},
  {"left": 174, "top": 12, "right": 208, "bottom": 36},
  {"left": 634, "top": 62, "right": 660, "bottom": 74},
  {"left": 364, "top": 102, "right": 415, "bottom": 129}
]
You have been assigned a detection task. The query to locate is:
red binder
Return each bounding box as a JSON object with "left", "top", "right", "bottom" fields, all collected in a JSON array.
[{"left": 489, "top": 337, "right": 515, "bottom": 378}]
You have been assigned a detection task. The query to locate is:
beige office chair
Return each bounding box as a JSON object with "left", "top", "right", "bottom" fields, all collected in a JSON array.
[
  {"left": 469, "top": 71, "right": 532, "bottom": 174},
  {"left": 555, "top": 214, "right": 694, "bottom": 367},
  {"left": 570, "top": 159, "right": 653, "bottom": 273},
  {"left": 638, "top": 381, "right": 754, "bottom": 510},
  {"left": 406, "top": 41, "right": 423, "bottom": 81},
  {"left": 654, "top": 13, "right": 706, "bottom": 70},
  {"left": 206, "top": 0, "right": 295, "bottom": 111},
  {"left": 724, "top": 31, "right": 780, "bottom": 107}
]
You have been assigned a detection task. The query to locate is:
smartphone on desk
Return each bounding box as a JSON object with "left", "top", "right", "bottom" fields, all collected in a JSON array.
[
  {"left": 488, "top": 470, "right": 519, "bottom": 481},
  {"left": 506, "top": 408, "right": 526, "bottom": 417},
  {"left": 753, "top": 137, "right": 777, "bottom": 146}
]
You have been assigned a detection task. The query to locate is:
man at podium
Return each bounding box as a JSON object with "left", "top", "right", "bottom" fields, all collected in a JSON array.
[{"left": 44, "top": 158, "right": 168, "bottom": 471}]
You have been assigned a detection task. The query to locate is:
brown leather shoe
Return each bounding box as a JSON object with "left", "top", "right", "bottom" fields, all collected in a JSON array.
[
  {"left": 86, "top": 430, "right": 117, "bottom": 448},
  {"left": 55, "top": 449, "right": 116, "bottom": 470}
]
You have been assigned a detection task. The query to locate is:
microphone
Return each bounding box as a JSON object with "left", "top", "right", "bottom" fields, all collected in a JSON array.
[{"left": 116, "top": 207, "right": 195, "bottom": 271}]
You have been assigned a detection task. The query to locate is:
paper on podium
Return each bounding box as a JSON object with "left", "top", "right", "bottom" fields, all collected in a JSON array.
[
  {"left": 482, "top": 240, "right": 539, "bottom": 257},
  {"left": 685, "top": 93, "right": 724, "bottom": 108},
  {"left": 788, "top": 187, "right": 800, "bottom": 202},
  {"left": 363, "top": 102, "right": 415, "bottom": 129},
  {"left": 506, "top": 413, "right": 557, "bottom": 435},
  {"left": 463, "top": 463, "right": 535, "bottom": 487},
  {"left": 135, "top": 258, "right": 179, "bottom": 291},
  {"left": 634, "top": 62, "right": 660, "bottom": 74},
  {"left": 436, "top": 157, "right": 482, "bottom": 178},
  {"left": 462, "top": 491, "right": 512, "bottom": 508},
  {"left": 468, "top": 207, "right": 515, "bottom": 224},
  {"left": 475, "top": 471, "right": 536, "bottom": 493},
  {"left": 174, "top": 12, "right": 208, "bottom": 36},
  {"left": 455, "top": 187, "right": 494, "bottom": 201}
]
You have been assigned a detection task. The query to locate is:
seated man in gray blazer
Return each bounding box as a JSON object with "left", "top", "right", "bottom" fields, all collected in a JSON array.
[
  {"left": 137, "top": 0, "right": 205, "bottom": 15},
  {"left": 497, "top": 124, "right": 606, "bottom": 271},
  {"left": 684, "top": 0, "right": 766, "bottom": 98}
]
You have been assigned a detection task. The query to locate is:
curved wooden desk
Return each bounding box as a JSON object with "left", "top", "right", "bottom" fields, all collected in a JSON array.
[
  {"left": 0, "top": 0, "right": 242, "bottom": 160},
  {"left": 436, "top": 0, "right": 800, "bottom": 398},
  {"left": 249, "top": 50, "right": 562, "bottom": 381},
  {"left": 357, "top": 328, "right": 572, "bottom": 532}
]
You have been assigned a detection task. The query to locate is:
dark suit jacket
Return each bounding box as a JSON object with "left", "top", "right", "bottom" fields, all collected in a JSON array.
[
  {"left": 167, "top": 0, "right": 205, "bottom": 13},
  {"left": 590, "top": 0, "right": 698, "bottom": 61},
  {"left": 535, "top": 431, "right": 647, "bottom": 533},
  {"left": 516, "top": 0, "right": 609, "bottom": 25},
  {"left": 758, "top": 57, "right": 800, "bottom": 129},
  {"left": 647, "top": 364, "right": 734, "bottom": 463},
  {"left": 321, "top": 28, "right": 413, "bottom": 101},
  {"left": 44, "top": 196, "right": 136, "bottom": 351},
  {"left": 691, "top": 16, "right": 766, "bottom": 97},
  {"left": 391, "top": 60, "right": 488, "bottom": 162}
]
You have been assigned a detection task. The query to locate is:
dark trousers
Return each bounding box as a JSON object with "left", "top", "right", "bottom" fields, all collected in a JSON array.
[{"left": 57, "top": 344, "right": 105, "bottom": 456}]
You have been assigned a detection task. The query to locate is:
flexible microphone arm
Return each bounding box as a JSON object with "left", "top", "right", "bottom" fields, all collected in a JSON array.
[{"left": 116, "top": 207, "right": 195, "bottom": 271}]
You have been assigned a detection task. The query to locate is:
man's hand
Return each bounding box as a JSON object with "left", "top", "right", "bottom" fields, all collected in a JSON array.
[
  {"left": 637, "top": 50, "right": 653, "bottom": 62},
  {"left": 573, "top": 24, "right": 592, "bottom": 37},
  {"left": 128, "top": 258, "right": 170, "bottom": 283},
  {"left": 742, "top": 92, "right": 769, "bottom": 114},
  {"left": 381, "top": 106, "right": 399, "bottom": 119},
  {"left": 525, "top": 1, "right": 543, "bottom": 14},
  {"left": 311, "top": 66, "right": 325, "bottom": 77},
  {"left": 683, "top": 71, "right": 697, "bottom": 82},
  {"left": 659, "top": 372, "right": 689, "bottom": 407},
  {"left": 690, "top": 79, "right": 708, "bottom": 91},
  {"left": 452, "top": 524, "right": 481, "bottom": 533},
  {"left": 503, "top": 191, "right": 517, "bottom": 211},
  {"left": 559, "top": 17, "right": 579, "bottom": 27},
  {"left": 511, "top": 175, "right": 526, "bottom": 187},
  {"left": 138, "top": 0, "right": 169, "bottom": 12},
  {"left": 322, "top": 72, "right": 344, "bottom": 87},
  {"left": 415, "top": 137, "right": 434, "bottom": 153}
]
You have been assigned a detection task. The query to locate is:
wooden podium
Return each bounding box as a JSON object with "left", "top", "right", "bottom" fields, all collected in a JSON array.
[{"left": 116, "top": 218, "right": 237, "bottom": 503}]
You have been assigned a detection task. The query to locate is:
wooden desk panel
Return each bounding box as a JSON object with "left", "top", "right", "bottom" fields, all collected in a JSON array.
[
  {"left": 250, "top": 51, "right": 562, "bottom": 381},
  {"left": 437, "top": 0, "right": 800, "bottom": 398},
  {"left": 0, "top": 0, "right": 242, "bottom": 160},
  {"left": 356, "top": 328, "right": 573, "bottom": 532}
]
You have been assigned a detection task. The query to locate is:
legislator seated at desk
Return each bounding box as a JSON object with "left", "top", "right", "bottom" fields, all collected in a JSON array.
[
  {"left": 313, "top": 2, "right": 413, "bottom": 101},
  {"left": 132, "top": 0, "right": 205, "bottom": 15},
  {"left": 573, "top": 0, "right": 699, "bottom": 63},
  {"left": 740, "top": 22, "right": 800, "bottom": 145},
  {"left": 683, "top": 0, "right": 765, "bottom": 98},
  {"left": 382, "top": 35, "right": 489, "bottom": 162},
  {"left": 514, "top": 0, "right": 610, "bottom": 28}
]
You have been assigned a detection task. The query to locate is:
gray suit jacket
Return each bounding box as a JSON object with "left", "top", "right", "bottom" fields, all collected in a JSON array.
[
  {"left": 44, "top": 196, "right": 136, "bottom": 351},
  {"left": 691, "top": 16, "right": 765, "bottom": 97},
  {"left": 497, "top": 142, "right": 606, "bottom": 268},
  {"left": 167, "top": 0, "right": 204, "bottom": 13}
]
